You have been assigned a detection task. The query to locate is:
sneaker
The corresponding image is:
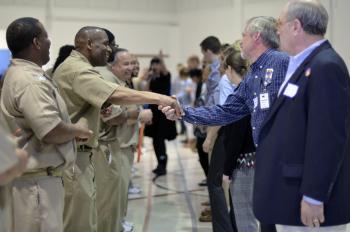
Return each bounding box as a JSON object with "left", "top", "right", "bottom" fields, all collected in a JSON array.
[
  {"left": 131, "top": 167, "right": 139, "bottom": 178},
  {"left": 131, "top": 166, "right": 138, "bottom": 174},
  {"left": 128, "top": 185, "right": 142, "bottom": 195},
  {"left": 122, "top": 219, "right": 135, "bottom": 232}
]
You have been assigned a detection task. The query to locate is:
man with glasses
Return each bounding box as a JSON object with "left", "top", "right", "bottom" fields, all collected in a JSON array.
[
  {"left": 254, "top": 1, "right": 350, "bottom": 231},
  {"left": 161, "top": 16, "right": 289, "bottom": 232}
]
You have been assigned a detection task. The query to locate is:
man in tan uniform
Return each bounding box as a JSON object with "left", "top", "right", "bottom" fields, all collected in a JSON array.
[
  {"left": 53, "top": 26, "right": 181, "bottom": 232},
  {"left": 0, "top": 17, "right": 92, "bottom": 232},
  {"left": 0, "top": 116, "right": 29, "bottom": 232},
  {"left": 112, "top": 50, "right": 153, "bottom": 232},
  {"left": 95, "top": 47, "right": 152, "bottom": 232},
  {"left": 0, "top": 124, "right": 28, "bottom": 185}
]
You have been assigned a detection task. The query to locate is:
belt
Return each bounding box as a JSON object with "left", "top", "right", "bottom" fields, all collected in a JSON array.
[
  {"left": 77, "top": 145, "right": 93, "bottom": 152},
  {"left": 236, "top": 152, "right": 256, "bottom": 169},
  {"left": 20, "top": 167, "right": 63, "bottom": 178}
]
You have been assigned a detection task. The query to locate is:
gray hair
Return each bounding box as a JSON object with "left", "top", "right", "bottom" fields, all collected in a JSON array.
[
  {"left": 111, "top": 48, "right": 128, "bottom": 64},
  {"left": 286, "top": 0, "right": 328, "bottom": 36},
  {"left": 246, "top": 16, "right": 279, "bottom": 49}
]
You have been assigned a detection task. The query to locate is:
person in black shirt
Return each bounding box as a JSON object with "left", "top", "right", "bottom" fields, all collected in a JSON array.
[
  {"left": 221, "top": 44, "right": 260, "bottom": 232},
  {"left": 144, "top": 55, "right": 177, "bottom": 176}
]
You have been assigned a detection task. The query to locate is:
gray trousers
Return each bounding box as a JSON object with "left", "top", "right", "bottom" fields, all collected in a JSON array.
[{"left": 230, "top": 168, "right": 259, "bottom": 232}]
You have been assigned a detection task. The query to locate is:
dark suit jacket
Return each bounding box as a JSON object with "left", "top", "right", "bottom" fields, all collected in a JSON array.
[{"left": 253, "top": 41, "right": 350, "bottom": 226}]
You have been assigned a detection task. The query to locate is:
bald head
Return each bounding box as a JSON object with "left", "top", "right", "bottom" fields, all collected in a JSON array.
[
  {"left": 75, "top": 26, "right": 104, "bottom": 49},
  {"left": 74, "top": 26, "right": 111, "bottom": 66}
]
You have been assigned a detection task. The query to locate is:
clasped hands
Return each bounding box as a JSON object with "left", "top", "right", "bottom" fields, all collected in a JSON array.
[{"left": 158, "top": 95, "right": 184, "bottom": 120}]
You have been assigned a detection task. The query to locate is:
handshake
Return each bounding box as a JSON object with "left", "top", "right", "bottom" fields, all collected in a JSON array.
[{"left": 158, "top": 95, "right": 184, "bottom": 121}]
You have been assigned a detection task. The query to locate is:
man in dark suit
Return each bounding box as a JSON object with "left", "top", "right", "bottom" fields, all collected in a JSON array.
[{"left": 254, "top": 1, "right": 350, "bottom": 231}]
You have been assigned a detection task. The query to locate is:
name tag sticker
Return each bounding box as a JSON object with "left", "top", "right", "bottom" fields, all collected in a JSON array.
[
  {"left": 283, "top": 83, "right": 299, "bottom": 98},
  {"left": 259, "top": 93, "right": 270, "bottom": 110}
]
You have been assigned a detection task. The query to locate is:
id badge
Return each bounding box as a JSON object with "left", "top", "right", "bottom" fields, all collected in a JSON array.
[{"left": 259, "top": 92, "right": 270, "bottom": 110}]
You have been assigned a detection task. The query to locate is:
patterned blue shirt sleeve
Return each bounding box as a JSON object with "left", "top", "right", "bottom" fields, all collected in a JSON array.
[
  {"left": 183, "top": 49, "right": 289, "bottom": 145},
  {"left": 183, "top": 77, "right": 251, "bottom": 126}
]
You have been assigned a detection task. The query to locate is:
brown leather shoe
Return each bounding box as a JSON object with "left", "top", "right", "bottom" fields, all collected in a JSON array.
[
  {"left": 199, "top": 212, "right": 212, "bottom": 222},
  {"left": 201, "top": 208, "right": 211, "bottom": 216},
  {"left": 201, "top": 201, "right": 210, "bottom": 206}
]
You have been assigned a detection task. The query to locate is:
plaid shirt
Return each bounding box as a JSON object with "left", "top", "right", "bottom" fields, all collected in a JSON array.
[{"left": 183, "top": 49, "right": 289, "bottom": 146}]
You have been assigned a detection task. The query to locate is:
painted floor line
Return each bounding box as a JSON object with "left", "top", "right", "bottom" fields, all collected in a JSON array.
[
  {"left": 173, "top": 140, "right": 199, "bottom": 232},
  {"left": 141, "top": 150, "right": 154, "bottom": 232}
]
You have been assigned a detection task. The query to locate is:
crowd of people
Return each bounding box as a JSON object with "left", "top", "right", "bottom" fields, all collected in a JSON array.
[{"left": 1, "top": 1, "right": 350, "bottom": 232}]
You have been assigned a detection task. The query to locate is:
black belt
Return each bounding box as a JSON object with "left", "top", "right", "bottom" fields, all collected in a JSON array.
[
  {"left": 77, "top": 145, "right": 93, "bottom": 152},
  {"left": 236, "top": 152, "right": 256, "bottom": 169},
  {"left": 21, "top": 167, "right": 62, "bottom": 178}
]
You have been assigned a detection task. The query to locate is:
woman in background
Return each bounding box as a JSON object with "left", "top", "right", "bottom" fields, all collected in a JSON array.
[
  {"left": 144, "top": 55, "right": 177, "bottom": 176},
  {"left": 222, "top": 44, "right": 259, "bottom": 232}
]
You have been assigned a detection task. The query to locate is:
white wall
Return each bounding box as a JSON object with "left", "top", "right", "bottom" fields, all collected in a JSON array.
[
  {"left": 0, "top": 30, "right": 7, "bottom": 49},
  {"left": 0, "top": 1, "right": 179, "bottom": 73},
  {"left": 330, "top": 0, "right": 350, "bottom": 66},
  {"left": 0, "top": 0, "right": 349, "bottom": 72},
  {"left": 176, "top": 0, "right": 287, "bottom": 64},
  {"left": 47, "top": 8, "right": 180, "bottom": 72},
  {"left": 176, "top": 0, "right": 350, "bottom": 67}
]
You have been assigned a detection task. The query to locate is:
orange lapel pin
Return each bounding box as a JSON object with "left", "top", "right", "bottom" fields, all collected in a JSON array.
[{"left": 305, "top": 67, "right": 311, "bottom": 77}]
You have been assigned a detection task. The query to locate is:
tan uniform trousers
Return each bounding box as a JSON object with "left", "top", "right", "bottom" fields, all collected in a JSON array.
[
  {"left": 111, "top": 142, "right": 135, "bottom": 232},
  {"left": 63, "top": 150, "right": 97, "bottom": 232},
  {"left": 0, "top": 185, "right": 13, "bottom": 232},
  {"left": 10, "top": 176, "right": 64, "bottom": 232},
  {"left": 120, "top": 146, "right": 134, "bottom": 218},
  {"left": 94, "top": 144, "right": 121, "bottom": 232}
]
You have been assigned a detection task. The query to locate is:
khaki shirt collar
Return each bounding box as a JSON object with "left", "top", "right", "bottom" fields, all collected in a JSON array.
[
  {"left": 70, "top": 50, "right": 92, "bottom": 67},
  {"left": 11, "top": 58, "right": 44, "bottom": 75},
  {"left": 106, "top": 66, "right": 128, "bottom": 87},
  {"left": 114, "top": 75, "right": 127, "bottom": 87}
]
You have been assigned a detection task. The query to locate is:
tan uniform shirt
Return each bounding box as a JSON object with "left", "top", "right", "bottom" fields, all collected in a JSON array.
[
  {"left": 0, "top": 59, "right": 75, "bottom": 171},
  {"left": 53, "top": 50, "right": 118, "bottom": 148},
  {"left": 96, "top": 67, "right": 139, "bottom": 148},
  {"left": 0, "top": 115, "right": 17, "bottom": 174}
]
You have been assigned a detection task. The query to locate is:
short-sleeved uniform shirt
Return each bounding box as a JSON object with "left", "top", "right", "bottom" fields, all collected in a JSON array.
[
  {"left": 96, "top": 67, "right": 139, "bottom": 148},
  {"left": 0, "top": 59, "right": 75, "bottom": 171},
  {"left": 0, "top": 115, "right": 17, "bottom": 174},
  {"left": 53, "top": 50, "right": 119, "bottom": 148}
]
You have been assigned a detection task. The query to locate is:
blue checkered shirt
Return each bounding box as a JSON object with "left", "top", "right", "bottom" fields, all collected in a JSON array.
[{"left": 183, "top": 49, "right": 289, "bottom": 146}]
